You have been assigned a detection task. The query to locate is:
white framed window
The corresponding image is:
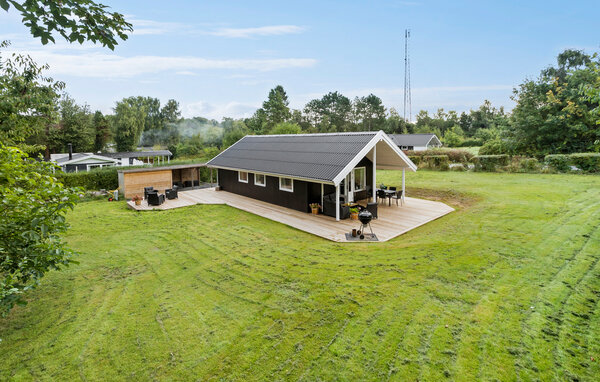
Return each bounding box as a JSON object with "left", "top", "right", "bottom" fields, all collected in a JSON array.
[
  {"left": 279, "top": 177, "right": 294, "bottom": 192},
  {"left": 238, "top": 171, "right": 248, "bottom": 183},
  {"left": 254, "top": 173, "right": 266, "bottom": 187},
  {"left": 353, "top": 167, "right": 366, "bottom": 191}
]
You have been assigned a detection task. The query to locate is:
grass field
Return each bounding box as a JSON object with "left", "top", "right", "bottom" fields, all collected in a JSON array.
[{"left": 1, "top": 171, "right": 600, "bottom": 381}]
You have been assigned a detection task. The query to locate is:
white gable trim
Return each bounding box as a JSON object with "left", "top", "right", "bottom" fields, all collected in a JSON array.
[
  {"left": 60, "top": 154, "right": 118, "bottom": 165},
  {"left": 332, "top": 131, "right": 417, "bottom": 185},
  {"left": 425, "top": 134, "right": 442, "bottom": 147}
]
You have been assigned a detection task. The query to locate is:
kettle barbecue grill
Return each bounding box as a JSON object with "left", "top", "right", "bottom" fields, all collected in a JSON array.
[{"left": 356, "top": 210, "right": 374, "bottom": 240}]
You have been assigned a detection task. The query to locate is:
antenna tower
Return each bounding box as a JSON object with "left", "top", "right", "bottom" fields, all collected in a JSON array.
[{"left": 403, "top": 29, "right": 412, "bottom": 122}]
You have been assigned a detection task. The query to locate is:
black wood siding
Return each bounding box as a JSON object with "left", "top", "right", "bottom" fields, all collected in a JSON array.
[
  {"left": 218, "top": 157, "right": 373, "bottom": 212},
  {"left": 218, "top": 169, "right": 310, "bottom": 212}
]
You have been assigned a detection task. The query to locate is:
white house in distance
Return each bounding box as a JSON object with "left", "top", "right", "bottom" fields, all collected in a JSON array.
[
  {"left": 51, "top": 148, "right": 172, "bottom": 173},
  {"left": 390, "top": 134, "right": 442, "bottom": 151}
]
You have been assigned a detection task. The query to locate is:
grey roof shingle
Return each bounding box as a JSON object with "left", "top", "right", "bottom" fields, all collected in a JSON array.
[
  {"left": 389, "top": 134, "right": 440, "bottom": 147},
  {"left": 207, "top": 132, "right": 378, "bottom": 182}
]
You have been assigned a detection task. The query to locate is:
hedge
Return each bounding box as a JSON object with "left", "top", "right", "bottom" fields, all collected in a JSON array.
[
  {"left": 473, "top": 154, "right": 510, "bottom": 171},
  {"left": 408, "top": 155, "right": 421, "bottom": 165},
  {"left": 404, "top": 149, "right": 473, "bottom": 163},
  {"left": 422, "top": 155, "right": 450, "bottom": 171},
  {"left": 55, "top": 167, "right": 119, "bottom": 190},
  {"left": 545, "top": 153, "right": 600, "bottom": 173}
]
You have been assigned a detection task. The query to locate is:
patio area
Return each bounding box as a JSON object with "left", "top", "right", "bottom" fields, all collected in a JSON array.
[{"left": 127, "top": 188, "right": 454, "bottom": 242}]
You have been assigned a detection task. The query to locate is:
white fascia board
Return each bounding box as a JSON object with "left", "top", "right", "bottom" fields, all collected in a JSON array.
[
  {"left": 331, "top": 131, "right": 417, "bottom": 185},
  {"left": 379, "top": 133, "right": 418, "bottom": 172}
]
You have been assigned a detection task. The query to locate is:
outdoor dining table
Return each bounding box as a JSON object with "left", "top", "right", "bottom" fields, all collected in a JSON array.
[{"left": 376, "top": 188, "right": 397, "bottom": 206}]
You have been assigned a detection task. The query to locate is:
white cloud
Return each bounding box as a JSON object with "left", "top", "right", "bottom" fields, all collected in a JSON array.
[
  {"left": 9, "top": 49, "right": 317, "bottom": 78},
  {"left": 183, "top": 101, "right": 258, "bottom": 119},
  {"left": 128, "top": 18, "right": 190, "bottom": 36},
  {"left": 210, "top": 25, "right": 305, "bottom": 38}
]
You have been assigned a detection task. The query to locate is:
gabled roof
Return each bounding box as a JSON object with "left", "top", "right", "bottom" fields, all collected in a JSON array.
[
  {"left": 53, "top": 153, "right": 117, "bottom": 165},
  {"left": 100, "top": 150, "right": 172, "bottom": 159},
  {"left": 207, "top": 131, "right": 416, "bottom": 185},
  {"left": 390, "top": 134, "right": 442, "bottom": 147}
]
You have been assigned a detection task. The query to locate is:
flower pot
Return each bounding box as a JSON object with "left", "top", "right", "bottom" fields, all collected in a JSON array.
[
  {"left": 135, "top": 199, "right": 141, "bottom": 206},
  {"left": 311, "top": 207, "right": 319, "bottom": 215},
  {"left": 350, "top": 212, "right": 359, "bottom": 220}
]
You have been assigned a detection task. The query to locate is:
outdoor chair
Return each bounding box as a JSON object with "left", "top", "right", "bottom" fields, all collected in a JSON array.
[
  {"left": 183, "top": 180, "right": 192, "bottom": 188},
  {"left": 144, "top": 186, "right": 154, "bottom": 200},
  {"left": 388, "top": 186, "right": 397, "bottom": 191},
  {"left": 376, "top": 189, "right": 388, "bottom": 204},
  {"left": 147, "top": 192, "right": 165, "bottom": 206},
  {"left": 366, "top": 202, "right": 378, "bottom": 219},
  {"left": 165, "top": 188, "right": 178, "bottom": 200},
  {"left": 391, "top": 190, "right": 404, "bottom": 206},
  {"left": 322, "top": 193, "right": 350, "bottom": 219}
]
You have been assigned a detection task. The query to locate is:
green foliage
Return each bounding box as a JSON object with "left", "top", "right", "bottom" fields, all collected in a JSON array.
[
  {"left": 0, "top": 145, "right": 79, "bottom": 315},
  {"left": 0, "top": 41, "right": 63, "bottom": 153},
  {"left": 112, "top": 97, "right": 148, "bottom": 151},
  {"left": 269, "top": 122, "right": 302, "bottom": 135},
  {"left": 55, "top": 167, "right": 118, "bottom": 190},
  {"left": 509, "top": 50, "right": 600, "bottom": 155},
  {"left": 304, "top": 91, "right": 353, "bottom": 132},
  {"left": 92, "top": 111, "right": 110, "bottom": 152},
  {"left": 405, "top": 149, "right": 474, "bottom": 164},
  {"left": 569, "top": 153, "right": 600, "bottom": 172},
  {"left": 48, "top": 95, "right": 95, "bottom": 153},
  {"left": 518, "top": 157, "right": 540, "bottom": 172},
  {"left": 408, "top": 155, "right": 421, "bottom": 165},
  {"left": 442, "top": 125, "right": 464, "bottom": 147},
  {"left": 473, "top": 154, "right": 510, "bottom": 171},
  {"left": 0, "top": 0, "right": 132, "bottom": 49},
  {"left": 545, "top": 154, "right": 570, "bottom": 172},
  {"left": 353, "top": 93, "right": 386, "bottom": 131},
  {"left": 202, "top": 146, "right": 221, "bottom": 160},
  {"left": 422, "top": 155, "right": 450, "bottom": 170},
  {"left": 479, "top": 138, "right": 509, "bottom": 155}
]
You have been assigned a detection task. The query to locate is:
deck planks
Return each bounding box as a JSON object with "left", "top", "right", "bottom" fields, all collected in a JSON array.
[{"left": 127, "top": 188, "right": 454, "bottom": 242}]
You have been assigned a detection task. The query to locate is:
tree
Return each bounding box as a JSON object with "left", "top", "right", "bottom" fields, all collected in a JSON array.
[
  {"left": 0, "top": 0, "right": 132, "bottom": 49},
  {"left": 269, "top": 122, "right": 302, "bottom": 135},
  {"left": 112, "top": 97, "right": 147, "bottom": 151},
  {"left": 161, "top": 99, "right": 181, "bottom": 124},
  {"left": 47, "top": 95, "right": 95, "bottom": 153},
  {"left": 0, "top": 41, "right": 63, "bottom": 154},
  {"left": 223, "top": 120, "right": 249, "bottom": 147},
  {"left": 92, "top": 111, "right": 110, "bottom": 152},
  {"left": 384, "top": 107, "right": 407, "bottom": 134},
  {"left": 509, "top": 49, "right": 600, "bottom": 155},
  {"left": 304, "top": 91, "right": 352, "bottom": 132},
  {"left": 261, "top": 85, "right": 291, "bottom": 130},
  {"left": 353, "top": 94, "right": 386, "bottom": 131},
  {"left": 0, "top": 145, "right": 79, "bottom": 315}
]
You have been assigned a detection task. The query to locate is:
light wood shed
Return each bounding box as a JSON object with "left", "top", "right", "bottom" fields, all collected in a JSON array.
[{"left": 118, "top": 164, "right": 209, "bottom": 199}]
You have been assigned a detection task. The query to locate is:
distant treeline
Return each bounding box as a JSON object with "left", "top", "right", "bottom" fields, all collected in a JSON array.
[{"left": 4, "top": 48, "right": 599, "bottom": 160}]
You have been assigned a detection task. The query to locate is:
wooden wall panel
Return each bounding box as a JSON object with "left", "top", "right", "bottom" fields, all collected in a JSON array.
[{"left": 123, "top": 170, "right": 172, "bottom": 199}]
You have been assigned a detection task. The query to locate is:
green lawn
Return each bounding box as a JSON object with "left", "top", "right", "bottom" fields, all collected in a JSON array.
[{"left": 1, "top": 171, "right": 600, "bottom": 381}]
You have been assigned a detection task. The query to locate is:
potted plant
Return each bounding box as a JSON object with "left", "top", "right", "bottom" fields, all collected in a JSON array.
[
  {"left": 309, "top": 203, "right": 321, "bottom": 215},
  {"left": 349, "top": 206, "right": 359, "bottom": 220},
  {"left": 132, "top": 195, "right": 142, "bottom": 206}
]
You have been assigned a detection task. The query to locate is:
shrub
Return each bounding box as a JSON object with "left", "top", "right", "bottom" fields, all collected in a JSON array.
[
  {"left": 569, "top": 153, "right": 600, "bottom": 173},
  {"left": 519, "top": 157, "right": 540, "bottom": 172},
  {"left": 55, "top": 167, "right": 118, "bottom": 190},
  {"left": 479, "top": 139, "right": 509, "bottom": 155},
  {"left": 408, "top": 155, "right": 421, "bottom": 165},
  {"left": 545, "top": 154, "right": 570, "bottom": 172},
  {"left": 423, "top": 155, "right": 450, "bottom": 171},
  {"left": 405, "top": 149, "right": 473, "bottom": 164},
  {"left": 203, "top": 146, "right": 221, "bottom": 160},
  {"left": 473, "top": 155, "right": 510, "bottom": 171},
  {"left": 459, "top": 139, "right": 483, "bottom": 147}
]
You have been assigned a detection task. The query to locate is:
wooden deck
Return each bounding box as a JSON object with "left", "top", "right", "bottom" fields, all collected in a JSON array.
[{"left": 127, "top": 188, "right": 454, "bottom": 242}]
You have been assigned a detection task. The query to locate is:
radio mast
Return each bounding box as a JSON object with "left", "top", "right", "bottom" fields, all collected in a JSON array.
[{"left": 403, "top": 29, "right": 412, "bottom": 122}]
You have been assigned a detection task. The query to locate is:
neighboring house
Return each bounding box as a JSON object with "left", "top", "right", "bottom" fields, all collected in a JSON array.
[
  {"left": 51, "top": 149, "right": 172, "bottom": 173},
  {"left": 207, "top": 131, "right": 417, "bottom": 221},
  {"left": 100, "top": 150, "right": 172, "bottom": 166},
  {"left": 390, "top": 134, "right": 442, "bottom": 151},
  {"left": 51, "top": 153, "right": 119, "bottom": 173}
]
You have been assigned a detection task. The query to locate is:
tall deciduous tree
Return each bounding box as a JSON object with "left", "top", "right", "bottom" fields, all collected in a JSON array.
[
  {"left": 48, "top": 95, "right": 95, "bottom": 153},
  {"left": 0, "top": 41, "right": 63, "bottom": 153},
  {"left": 113, "top": 97, "right": 147, "bottom": 152},
  {"left": 353, "top": 94, "right": 386, "bottom": 131},
  {"left": 510, "top": 49, "right": 600, "bottom": 155},
  {"left": 0, "top": 0, "right": 132, "bottom": 49},
  {"left": 304, "top": 91, "right": 352, "bottom": 132},
  {"left": 92, "top": 111, "right": 110, "bottom": 152},
  {"left": 262, "top": 85, "right": 291, "bottom": 130}
]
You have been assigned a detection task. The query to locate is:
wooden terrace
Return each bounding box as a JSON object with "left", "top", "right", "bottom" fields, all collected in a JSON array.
[{"left": 127, "top": 188, "right": 454, "bottom": 242}]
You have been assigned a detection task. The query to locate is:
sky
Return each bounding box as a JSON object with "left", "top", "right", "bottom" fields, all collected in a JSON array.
[{"left": 1, "top": 0, "right": 599, "bottom": 121}]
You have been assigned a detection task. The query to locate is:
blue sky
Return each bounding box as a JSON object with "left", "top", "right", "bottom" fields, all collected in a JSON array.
[{"left": 1, "top": 0, "right": 598, "bottom": 120}]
